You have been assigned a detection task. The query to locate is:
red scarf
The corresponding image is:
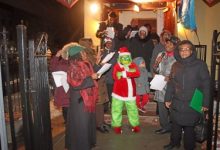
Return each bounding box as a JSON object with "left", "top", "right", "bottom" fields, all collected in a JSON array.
[
  {"left": 166, "top": 51, "right": 174, "bottom": 57},
  {"left": 67, "top": 60, "right": 98, "bottom": 112}
]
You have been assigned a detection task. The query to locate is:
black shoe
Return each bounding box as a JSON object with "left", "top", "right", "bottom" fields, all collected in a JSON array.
[
  {"left": 158, "top": 129, "right": 171, "bottom": 134},
  {"left": 163, "top": 143, "right": 180, "bottom": 150},
  {"left": 155, "top": 128, "right": 163, "bottom": 134}
]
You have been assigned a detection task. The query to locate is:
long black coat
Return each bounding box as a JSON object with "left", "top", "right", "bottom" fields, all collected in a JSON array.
[
  {"left": 128, "top": 36, "right": 154, "bottom": 71},
  {"left": 165, "top": 47, "right": 210, "bottom": 126}
]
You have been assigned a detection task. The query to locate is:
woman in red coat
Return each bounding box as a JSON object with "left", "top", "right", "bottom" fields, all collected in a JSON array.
[{"left": 50, "top": 49, "right": 70, "bottom": 124}]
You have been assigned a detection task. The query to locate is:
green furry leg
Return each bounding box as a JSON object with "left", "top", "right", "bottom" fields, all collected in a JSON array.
[
  {"left": 111, "top": 97, "right": 140, "bottom": 127},
  {"left": 111, "top": 97, "right": 124, "bottom": 127},
  {"left": 125, "top": 100, "right": 140, "bottom": 127}
]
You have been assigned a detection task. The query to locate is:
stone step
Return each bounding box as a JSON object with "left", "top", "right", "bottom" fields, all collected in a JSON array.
[
  {"left": 104, "top": 114, "right": 159, "bottom": 126},
  {"left": 144, "top": 101, "right": 157, "bottom": 116},
  {"left": 104, "top": 101, "right": 159, "bottom": 125}
]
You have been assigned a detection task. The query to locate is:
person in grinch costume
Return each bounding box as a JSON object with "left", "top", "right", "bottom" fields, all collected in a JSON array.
[{"left": 111, "top": 46, "right": 141, "bottom": 134}]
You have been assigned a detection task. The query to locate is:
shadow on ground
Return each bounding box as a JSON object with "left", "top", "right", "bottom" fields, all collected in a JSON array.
[{"left": 52, "top": 115, "right": 201, "bottom": 150}]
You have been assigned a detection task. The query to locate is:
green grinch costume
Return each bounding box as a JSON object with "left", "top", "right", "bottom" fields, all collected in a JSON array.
[{"left": 111, "top": 47, "right": 140, "bottom": 134}]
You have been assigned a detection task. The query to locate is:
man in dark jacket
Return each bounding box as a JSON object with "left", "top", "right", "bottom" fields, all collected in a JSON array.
[
  {"left": 122, "top": 19, "right": 139, "bottom": 40},
  {"left": 96, "top": 11, "right": 123, "bottom": 50},
  {"left": 129, "top": 26, "right": 154, "bottom": 71},
  {"left": 164, "top": 40, "right": 210, "bottom": 150}
]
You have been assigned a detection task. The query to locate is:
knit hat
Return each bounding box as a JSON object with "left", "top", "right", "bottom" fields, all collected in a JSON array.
[
  {"left": 133, "top": 57, "right": 145, "bottom": 66},
  {"left": 166, "top": 36, "right": 180, "bottom": 46},
  {"left": 118, "top": 47, "right": 131, "bottom": 56},
  {"left": 104, "top": 37, "right": 112, "bottom": 44},
  {"left": 61, "top": 42, "right": 81, "bottom": 59},
  {"left": 139, "top": 26, "right": 148, "bottom": 34},
  {"left": 68, "top": 44, "right": 85, "bottom": 57},
  {"left": 62, "top": 42, "right": 85, "bottom": 59}
]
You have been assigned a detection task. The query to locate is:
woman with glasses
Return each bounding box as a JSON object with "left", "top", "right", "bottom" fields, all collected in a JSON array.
[{"left": 164, "top": 40, "right": 210, "bottom": 150}]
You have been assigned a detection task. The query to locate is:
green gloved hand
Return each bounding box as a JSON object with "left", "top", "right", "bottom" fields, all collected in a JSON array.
[
  {"left": 116, "top": 72, "right": 122, "bottom": 79},
  {"left": 129, "top": 69, "right": 136, "bottom": 72}
]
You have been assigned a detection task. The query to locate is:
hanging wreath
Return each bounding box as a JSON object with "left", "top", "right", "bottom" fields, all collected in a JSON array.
[{"left": 203, "top": 0, "right": 220, "bottom": 7}]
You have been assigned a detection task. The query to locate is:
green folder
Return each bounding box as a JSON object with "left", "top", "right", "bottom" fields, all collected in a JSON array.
[{"left": 190, "top": 88, "right": 203, "bottom": 113}]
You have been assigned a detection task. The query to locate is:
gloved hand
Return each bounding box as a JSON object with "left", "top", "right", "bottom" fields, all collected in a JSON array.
[
  {"left": 129, "top": 69, "right": 136, "bottom": 72},
  {"left": 116, "top": 72, "right": 122, "bottom": 79}
]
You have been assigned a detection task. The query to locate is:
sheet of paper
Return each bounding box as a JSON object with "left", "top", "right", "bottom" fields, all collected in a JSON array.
[
  {"left": 150, "top": 74, "right": 167, "bottom": 91},
  {"left": 97, "top": 63, "right": 112, "bottom": 78},
  {"left": 52, "top": 71, "right": 69, "bottom": 93},
  {"left": 129, "top": 30, "right": 138, "bottom": 38},
  {"left": 60, "top": 77, "right": 69, "bottom": 93},
  {"left": 106, "top": 27, "right": 115, "bottom": 39},
  {"left": 101, "top": 52, "right": 115, "bottom": 64}
]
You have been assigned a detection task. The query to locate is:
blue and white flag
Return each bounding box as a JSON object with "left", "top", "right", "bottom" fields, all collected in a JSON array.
[{"left": 178, "top": 0, "right": 197, "bottom": 30}]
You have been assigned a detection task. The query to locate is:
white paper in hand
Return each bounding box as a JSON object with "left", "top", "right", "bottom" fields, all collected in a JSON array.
[
  {"left": 150, "top": 74, "right": 167, "bottom": 91},
  {"left": 101, "top": 52, "right": 115, "bottom": 64},
  {"left": 106, "top": 27, "right": 115, "bottom": 39},
  {"left": 97, "top": 63, "right": 112, "bottom": 78},
  {"left": 52, "top": 71, "right": 69, "bottom": 93},
  {"left": 129, "top": 30, "right": 138, "bottom": 38},
  {"left": 52, "top": 71, "right": 67, "bottom": 87},
  {"left": 60, "top": 77, "right": 69, "bottom": 93}
]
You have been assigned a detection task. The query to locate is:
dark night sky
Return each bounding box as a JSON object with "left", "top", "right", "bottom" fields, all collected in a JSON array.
[{"left": 0, "top": 0, "right": 84, "bottom": 51}]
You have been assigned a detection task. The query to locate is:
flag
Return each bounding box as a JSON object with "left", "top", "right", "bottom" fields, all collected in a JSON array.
[{"left": 178, "top": 0, "right": 197, "bottom": 30}]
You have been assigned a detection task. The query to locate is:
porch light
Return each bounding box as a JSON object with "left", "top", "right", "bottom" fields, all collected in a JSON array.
[
  {"left": 90, "top": 2, "right": 100, "bottom": 14},
  {"left": 133, "top": 4, "right": 140, "bottom": 12}
]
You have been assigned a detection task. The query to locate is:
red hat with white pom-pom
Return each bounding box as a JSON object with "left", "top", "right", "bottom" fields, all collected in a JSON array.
[{"left": 118, "top": 47, "right": 131, "bottom": 56}]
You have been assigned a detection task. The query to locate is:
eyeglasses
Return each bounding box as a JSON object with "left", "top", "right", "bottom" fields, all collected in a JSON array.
[{"left": 179, "top": 47, "right": 192, "bottom": 52}]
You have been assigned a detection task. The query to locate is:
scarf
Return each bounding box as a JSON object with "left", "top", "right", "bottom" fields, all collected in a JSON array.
[
  {"left": 68, "top": 60, "right": 98, "bottom": 112},
  {"left": 166, "top": 51, "right": 174, "bottom": 57}
]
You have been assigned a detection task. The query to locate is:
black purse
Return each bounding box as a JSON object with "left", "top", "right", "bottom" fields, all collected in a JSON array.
[{"left": 194, "top": 113, "right": 208, "bottom": 143}]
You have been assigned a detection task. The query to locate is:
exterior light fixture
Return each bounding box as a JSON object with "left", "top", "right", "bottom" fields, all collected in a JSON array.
[
  {"left": 90, "top": 2, "right": 100, "bottom": 14},
  {"left": 133, "top": 4, "right": 140, "bottom": 12}
]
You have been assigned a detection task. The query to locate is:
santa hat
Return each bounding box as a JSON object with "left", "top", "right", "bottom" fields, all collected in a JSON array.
[
  {"left": 118, "top": 47, "right": 131, "bottom": 56},
  {"left": 104, "top": 37, "right": 112, "bottom": 44}
]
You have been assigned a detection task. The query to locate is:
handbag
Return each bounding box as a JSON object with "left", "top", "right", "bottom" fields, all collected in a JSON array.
[{"left": 194, "top": 113, "right": 208, "bottom": 143}]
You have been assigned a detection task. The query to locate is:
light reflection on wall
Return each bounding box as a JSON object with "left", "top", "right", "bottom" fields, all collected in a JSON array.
[
  {"left": 84, "top": 0, "right": 101, "bottom": 47},
  {"left": 177, "top": 22, "right": 184, "bottom": 35}
]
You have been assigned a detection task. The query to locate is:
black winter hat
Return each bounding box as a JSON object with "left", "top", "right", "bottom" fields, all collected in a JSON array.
[{"left": 166, "top": 36, "right": 180, "bottom": 46}]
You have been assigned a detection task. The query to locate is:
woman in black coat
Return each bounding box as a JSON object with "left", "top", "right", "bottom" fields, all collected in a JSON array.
[
  {"left": 164, "top": 40, "right": 210, "bottom": 150},
  {"left": 64, "top": 43, "right": 99, "bottom": 150}
]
